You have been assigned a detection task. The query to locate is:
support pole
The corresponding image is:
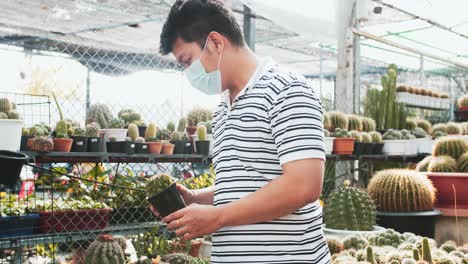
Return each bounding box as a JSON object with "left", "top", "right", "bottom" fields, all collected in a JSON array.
[
  {"left": 243, "top": 5, "right": 256, "bottom": 52},
  {"left": 319, "top": 46, "right": 323, "bottom": 97},
  {"left": 86, "top": 68, "right": 91, "bottom": 117},
  {"left": 420, "top": 55, "right": 426, "bottom": 87}
]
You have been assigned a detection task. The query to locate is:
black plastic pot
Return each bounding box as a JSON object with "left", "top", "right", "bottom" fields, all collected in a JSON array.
[
  {"left": 195, "top": 141, "right": 210, "bottom": 155},
  {"left": 71, "top": 136, "right": 88, "bottom": 152},
  {"left": 138, "top": 126, "right": 147, "bottom": 138},
  {"left": 106, "top": 142, "right": 122, "bottom": 153},
  {"left": 123, "top": 141, "right": 136, "bottom": 154},
  {"left": 373, "top": 143, "right": 384, "bottom": 154},
  {"left": 87, "top": 137, "right": 101, "bottom": 152},
  {"left": 185, "top": 141, "right": 194, "bottom": 154},
  {"left": 135, "top": 143, "right": 149, "bottom": 154},
  {"left": 353, "top": 142, "right": 365, "bottom": 155},
  {"left": 20, "top": 136, "right": 34, "bottom": 151},
  {"left": 147, "top": 183, "right": 186, "bottom": 218},
  {"left": 376, "top": 210, "right": 441, "bottom": 238},
  {"left": 109, "top": 207, "right": 154, "bottom": 225},
  {"left": 363, "top": 143, "right": 374, "bottom": 155},
  {"left": 0, "top": 151, "right": 28, "bottom": 185},
  {"left": 171, "top": 141, "right": 187, "bottom": 154}
]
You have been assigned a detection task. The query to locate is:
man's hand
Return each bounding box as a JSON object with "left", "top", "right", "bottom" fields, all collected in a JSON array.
[
  {"left": 149, "top": 183, "right": 195, "bottom": 218},
  {"left": 163, "top": 204, "right": 223, "bottom": 241}
]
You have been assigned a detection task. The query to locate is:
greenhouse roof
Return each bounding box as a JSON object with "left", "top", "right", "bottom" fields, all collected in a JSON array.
[{"left": 0, "top": 0, "right": 466, "bottom": 78}]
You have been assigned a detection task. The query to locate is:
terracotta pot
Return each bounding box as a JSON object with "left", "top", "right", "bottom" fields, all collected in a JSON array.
[
  {"left": 26, "top": 137, "right": 36, "bottom": 151},
  {"left": 170, "top": 240, "right": 202, "bottom": 257},
  {"left": 332, "top": 138, "right": 354, "bottom": 155},
  {"left": 148, "top": 141, "right": 163, "bottom": 154},
  {"left": 53, "top": 138, "right": 73, "bottom": 152},
  {"left": 426, "top": 172, "right": 468, "bottom": 209},
  {"left": 161, "top": 143, "right": 175, "bottom": 155}
]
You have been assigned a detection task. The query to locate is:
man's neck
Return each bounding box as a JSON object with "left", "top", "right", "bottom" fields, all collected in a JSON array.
[{"left": 224, "top": 49, "right": 258, "bottom": 103}]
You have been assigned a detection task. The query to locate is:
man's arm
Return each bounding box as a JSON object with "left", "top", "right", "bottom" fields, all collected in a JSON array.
[{"left": 192, "top": 186, "right": 215, "bottom": 205}]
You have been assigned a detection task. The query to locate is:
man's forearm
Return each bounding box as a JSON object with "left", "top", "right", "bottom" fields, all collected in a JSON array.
[{"left": 193, "top": 186, "right": 215, "bottom": 205}]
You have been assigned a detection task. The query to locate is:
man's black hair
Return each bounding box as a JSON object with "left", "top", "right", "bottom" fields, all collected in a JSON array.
[{"left": 160, "top": 0, "right": 245, "bottom": 55}]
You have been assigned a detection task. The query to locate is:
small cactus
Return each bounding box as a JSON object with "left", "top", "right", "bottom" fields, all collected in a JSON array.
[
  {"left": 369, "top": 131, "right": 382, "bottom": 143},
  {"left": 349, "top": 130, "right": 362, "bottom": 142},
  {"left": 177, "top": 117, "right": 187, "bottom": 132},
  {"left": 85, "top": 122, "right": 100, "bottom": 137},
  {"left": 432, "top": 123, "right": 447, "bottom": 134},
  {"left": 135, "top": 137, "right": 145, "bottom": 143},
  {"left": 0, "top": 98, "right": 11, "bottom": 113},
  {"left": 145, "top": 122, "right": 158, "bottom": 139},
  {"left": 109, "top": 136, "right": 117, "bottom": 142},
  {"left": 118, "top": 109, "right": 141, "bottom": 125},
  {"left": 329, "top": 111, "right": 348, "bottom": 132},
  {"left": 416, "top": 156, "right": 432, "bottom": 172},
  {"left": 427, "top": 156, "right": 457, "bottom": 173},
  {"left": 84, "top": 234, "right": 125, "bottom": 264},
  {"left": 167, "top": 121, "right": 176, "bottom": 132},
  {"left": 361, "top": 132, "right": 372, "bottom": 143},
  {"left": 432, "top": 136, "right": 467, "bottom": 160},
  {"left": 109, "top": 117, "right": 125, "bottom": 128},
  {"left": 332, "top": 128, "right": 350, "bottom": 138},
  {"left": 7, "top": 110, "right": 21, "bottom": 119},
  {"left": 348, "top": 115, "right": 363, "bottom": 131},
  {"left": 413, "top": 127, "right": 428, "bottom": 138},
  {"left": 171, "top": 131, "right": 181, "bottom": 141},
  {"left": 86, "top": 103, "right": 114, "bottom": 128},
  {"left": 366, "top": 247, "right": 377, "bottom": 264},
  {"left": 197, "top": 124, "right": 207, "bottom": 141},
  {"left": 128, "top": 123, "right": 139, "bottom": 141},
  {"left": 162, "top": 253, "right": 192, "bottom": 264},
  {"left": 30, "top": 126, "right": 46, "bottom": 137},
  {"left": 156, "top": 129, "right": 171, "bottom": 141},
  {"left": 125, "top": 136, "right": 132, "bottom": 141},
  {"left": 413, "top": 248, "right": 421, "bottom": 260},
  {"left": 361, "top": 117, "right": 376, "bottom": 132},
  {"left": 186, "top": 108, "right": 213, "bottom": 127},
  {"left": 457, "top": 152, "right": 468, "bottom": 172},
  {"left": 406, "top": 119, "right": 418, "bottom": 131},
  {"left": 73, "top": 127, "right": 86, "bottom": 137},
  {"left": 446, "top": 122, "right": 462, "bottom": 135},
  {"left": 417, "top": 119, "right": 432, "bottom": 134},
  {"left": 146, "top": 174, "right": 174, "bottom": 197},
  {"left": 422, "top": 238, "right": 433, "bottom": 264},
  {"left": 327, "top": 238, "right": 344, "bottom": 255}
]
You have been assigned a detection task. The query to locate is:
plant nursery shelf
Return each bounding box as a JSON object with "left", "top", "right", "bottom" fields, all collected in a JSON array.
[
  {"left": 403, "top": 103, "right": 449, "bottom": 111},
  {"left": 0, "top": 221, "right": 159, "bottom": 250},
  {"left": 326, "top": 154, "right": 426, "bottom": 162},
  {"left": 21, "top": 151, "right": 211, "bottom": 164}
]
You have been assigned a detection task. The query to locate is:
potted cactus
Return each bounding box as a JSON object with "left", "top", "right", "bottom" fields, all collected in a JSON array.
[
  {"left": 324, "top": 129, "right": 334, "bottom": 155},
  {"left": 360, "top": 132, "right": 373, "bottom": 155},
  {"left": 186, "top": 108, "right": 213, "bottom": 136},
  {"left": 52, "top": 92, "right": 73, "bottom": 152},
  {"left": 412, "top": 127, "right": 433, "bottom": 154},
  {"left": 171, "top": 131, "right": 189, "bottom": 154},
  {"left": 350, "top": 130, "right": 364, "bottom": 155},
  {"left": 70, "top": 127, "right": 88, "bottom": 152},
  {"left": 361, "top": 117, "right": 376, "bottom": 132},
  {"left": 135, "top": 137, "right": 149, "bottom": 154},
  {"left": 347, "top": 115, "right": 363, "bottom": 131},
  {"left": 144, "top": 122, "right": 161, "bottom": 155},
  {"left": 20, "top": 127, "right": 34, "bottom": 151},
  {"left": 84, "top": 234, "right": 125, "bottom": 263},
  {"left": 328, "top": 111, "right": 348, "bottom": 132},
  {"left": 331, "top": 128, "right": 354, "bottom": 155},
  {"left": 146, "top": 174, "right": 186, "bottom": 218},
  {"left": 85, "top": 122, "right": 101, "bottom": 152},
  {"left": 157, "top": 129, "right": 175, "bottom": 155},
  {"left": 382, "top": 129, "right": 406, "bottom": 155},
  {"left": 0, "top": 97, "right": 23, "bottom": 152},
  {"left": 102, "top": 117, "right": 128, "bottom": 142},
  {"left": 195, "top": 124, "right": 210, "bottom": 155},
  {"left": 119, "top": 109, "right": 147, "bottom": 136},
  {"left": 369, "top": 131, "right": 383, "bottom": 154},
  {"left": 323, "top": 180, "right": 384, "bottom": 239},
  {"left": 368, "top": 169, "right": 440, "bottom": 237}
]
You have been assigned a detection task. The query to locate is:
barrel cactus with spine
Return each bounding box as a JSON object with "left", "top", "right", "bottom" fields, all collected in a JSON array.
[
  {"left": 368, "top": 169, "right": 435, "bottom": 212},
  {"left": 324, "top": 112, "right": 332, "bottom": 131},
  {"left": 349, "top": 130, "right": 362, "bottom": 142},
  {"left": 86, "top": 103, "right": 114, "bottom": 128},
  {"left": 84, "top": 234, "right": 125, "bottom": 264},
  {"left": 186, "top": 108, "right": 213, "bottom": 128},
  {"left": 0, "top": 97, "right": 11, "bottom": 113},
  {"left": 416, "top": 156, "right": 432, "bottom": 172},
  {"left": 446, "top": 122, "right": 462, "bottom": 135},
  {"left": 432, "top": 123, "right": 447, "bottom": 134},
  {"left": 427, "top": 156, "right": 457, "bottom": 173},
  {"left": 361, "top": 132, "right": 372, "bottom": 143},
  {"left": 329, "top": 111, "right": 348, "bottom": 132},
  {"left": 128, "top": 123, "right": 139, "bottom": 141},
  {"left": 406, "top": 119, "right": 418, "bottom": 131},
  {"left": 197, "top": 124, "right": 207, "bottom": 141},
  {"left": 177, "top": 117, "right": 187, "bottom": 132},
  {"left": 432, "top": 136, "right": 467, "bottom": 160},
  {"left": 162, "top": 253, "right": 192, "bottom": 264},
  {"left": 85, "top": 122, "right": 100, "bottom": 137},
  {"left": 362, "top": 117, "right": 376, "bottom": 132},
  {"left": 417, "top": 119, "right": 432, "bottom": 134},
  {"left": 457, "top": 152, "right": 468, "bottom": 173},
  {"left": 348, "top": 115, "right": 363, "bottom": 131},
  {"left": 145, "top": 122, "right": 158, "bottom": 139},
  {"left": 7, "top": 110, "right": 20, "bottom": 119},
  {"left": 413, "top": 127, "right": 428, "bottom": 138},
  {"left": 324, "top": 180, "right": 376, "bottom": 231},
  {"left": 369, "top": 131, "right": 382, "bottom": 143}
]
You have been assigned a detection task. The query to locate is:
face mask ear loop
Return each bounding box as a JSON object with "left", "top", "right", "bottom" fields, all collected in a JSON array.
[
  {"left": 200, "top": 38, "right": 209, "bottom": 59},
  {"left": 217, "top": 51, "right": 222, "bottom": 70}
]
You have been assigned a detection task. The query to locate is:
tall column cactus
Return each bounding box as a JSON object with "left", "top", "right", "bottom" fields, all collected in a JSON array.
[{"left": 421, "top": 238, "right": 433, "bottom": 264}]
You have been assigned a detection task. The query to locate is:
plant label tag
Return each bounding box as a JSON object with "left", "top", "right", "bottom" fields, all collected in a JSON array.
[{"left": 91, "top": 139, "right": 98, "bottom": 143}]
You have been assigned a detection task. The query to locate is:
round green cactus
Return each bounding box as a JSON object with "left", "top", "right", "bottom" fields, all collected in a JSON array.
[
  {"left": 167, "top": 121, "right": 176, "bottom": 132},
  {"left": 406, "top": 119, "right": 418, "bottom": 131},
  {"left": 84, "top": 234, "right": 125, "bottom": 264},
  {"left": 327, "top": 238, "right": 344, "bottom": 255},
  {"left": 432, "top": 136, "right": 467, "bottom": 160},
  {"left": 186, "top": 108, "right": 213, "bottom": 127},
  {"left": 432, "top": 123, "right": 447, "bottom": 134},
  {"left": 348, "top": 115, "right": 363, "bottom": 131},
  {"left": 416, "top": 156, "right": 432, "bottom": 172},
  {"left": 86, "top": 103, "right": 114, "bottom": 128},
  {"left": 332, "top": 128, "right": 350, "bottom": 138},
  {"left": 427, "top": 156, "right": 457, "bottom": 173},
  {"left": 163, "top": 253, "right": 193, "bottom": 264},
  {"left": 446, "top": 122, "right": 462, "bottom": 135},
  {"left": 361, "top": 117, "right": 376, "bottom": 132},
  {"left": 433, "top": 131, "right": 448, "bottom": 139},
  {"left": 324, "top": 112, "right": 332, "bottom": 131},
  {"left": 457, "top": 152, "right": 468, "bottom": 172},
  {"left": 369, "top": 131, "right": 382, "bottom": 143},
  {"left": 324, "top": 180, "right": 376, "bottom": 231},
  {"left": 7, "top": 110, "right": 20, "bottom": 120},
  {"left": 349, "top": 130, "right": 362, "bottom": 142},
  {"left": 383, "top": 129, "right": 402, "bottom": 140},
  {"left": 177, "top": 117, "right": 187, "bottom": 132},
  {"left": 342, "top": 234, "right": 369, "bottom": 250},
  {"left": 128, "top": 123, "right": 139, "bottom": 141},
  {"left": 368, "top": 169, "right": 435, "bottom": 212},
  {"left": 329, "top": 111, "right": 348, "bottom": 132},
  {"left": 0, "top": 98, "right": 11, "bottom": 113},
  {"left": 135, "top": 137, "right": 145, "bottom": 143},
  {"left": 417, "top": 119, "right": 432, "bottom": 134},
  {"left": 413, "top": 127, "right": 428, "bottom": 138},
  {"left": 361, "top": 132, "right": 372, "bottom": 143},
  {"left": 85, "top": 122, "right": 100, "bottom": 137}
]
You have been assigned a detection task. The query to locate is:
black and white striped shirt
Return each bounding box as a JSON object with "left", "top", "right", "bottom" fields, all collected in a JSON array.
[{"left": 211, "top": 60, "right": 330, "bottom": 263}]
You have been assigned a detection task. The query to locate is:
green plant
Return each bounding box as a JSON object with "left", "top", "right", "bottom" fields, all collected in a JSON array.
[
  {"left": 440, "top": 243, "right": 457, "bottom": 253},
  {"left": 30, "top": 126, "right": 46, "bottom": 137},
  {"left": 128, "top": 123, "right": 139, "bottom": 141},
  {"left": 349, "top": 130, "right": 362, "bottom": 142},
  {"left": 367, "top": 247, "right": 377, "bottom": 264},
  {"left": 118, "top": 109, "right": 141, "bottom": 125},
  {"left": 332, "top": 128, "right": 350, "bottom": 138},
  {"left": 422, "top": 238, "right": 433, "bottom": 264},
  {"left": 329, "top": 111, "right": 348, "bottom": 132},
  {"left": 73, "top": 127, "right": 86, "bottom": 137},
  {"left": 86, "top": 103, "right": 114, "bottom": 128},
  {"left": 130, "top": 225, "right": 170, "bottom": 259},
  {"left": 432, "top": 124, "right": 447, "bottom": 134},
  {"left": 369, "top": 131, "right": 382, "bottom": 143},
  {"left": 167, "top": 121, "right": 176, "bottom": 132},
  {"left": 22, "top": 127, "right": 30, "bottom": 136},
  {"left": 427, "top": 156, "right": 457, "bottom": 173},
  {"left": 433, "top": 131, "right": 448, "bottom": 139},
  {"left": 0, "top": 97, "right": 11, "bottom": 113},
  {"left": 163, "top": 253, "right": 192, "bottom": 264},
  {"left": 109, "top": 136, "right": 117, "bottom": 142},
  {"left": 146, "top": 174, "right": 174, "bottom": 197},
  {"left": 457, "top": 152, "right": 468, "bottom": 172},
  {"left": 7, "top": 110, "right": 20, "bottom": 119},
  {"left": 156, "top": 129, "right": 171, "bottom": 141},
  {"left": 109, "top": 117, "right": 125, "bottom": 128},
  {"left": 145, "top": 122, "right": 158, "bottom": 139},
  {"left": 197, "top": 124, "right": 207, "bottom": 141},
  {"left": 177, "top": 118, "right": 187, "bottom": 132},
  {"left": 324, "top": 180, "right": 376, "bottom": 231},
  {"left": 383, "top": 129, "right": 402, "bottom": 140},
  {"left": 361, "top": 117, "right": 376, "bottom": 132},
  {"left": 360, "top": 132, "right": 372, "bottom": 143},
  {"left": 135, "top": 137, "right": 145, "bottom": 143},
  {"left": 368, "top": 169, "right": 435, "bottom": 212},
  {"left": 414, "top": 248, "right": 421, "bottom": 260},
  {"left": 413, "top": 127, "right": 428, "bottom": 138},
  {"left": 84, "top": 234, "right": 125, "bottom": 264},
  {"left": 204, "top": 120, "right": 212, "bottom": 134},
  {"left": 52, "top": 92, "right": 68, "bottom": 138},
  {"left": 406, "top": 119, "right": 418, "bottom": 131},
  {"left": 0, "top": 112, "right": 7, "bottom": 119},
  {"left": 457, "top": 94, "right": 468, "bottom": 108},
  {"left": 417, "top": 119, "right": 432, "bottom": 134},
  {"left": 85, "top": 122, "right": 100, "bottom": 137},
  {"left": 327, "top": 238, "right": 344, "bottom": 255},
  {"left": 416, "top": 156, "right": 432, "bottom": 172},
  {"left": 432, "top": 137, "right": 467, "bottom": 160},
  {"left": 446, "top": 122, "right": 462, "bottom": 135},
  {"left": 348, "top": 115, "right": 362, "bottom": 131},
  {"left": 324, "top": 113, "right": 332, "bottom": 131},
  {"left": 186, "top": 108, "right": 213, "bottom": 127},
  {"left": 342, "top": 234, "right": 369, "bottom": 250}
]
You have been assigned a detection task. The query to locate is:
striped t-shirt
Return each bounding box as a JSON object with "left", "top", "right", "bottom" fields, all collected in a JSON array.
[{"left": 211, "top": 60, "right": 331, "bottom": 263}]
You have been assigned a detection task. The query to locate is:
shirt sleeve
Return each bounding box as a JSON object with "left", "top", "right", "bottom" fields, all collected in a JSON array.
[{"left": 269, "top": 80, "right": 325, "bottom": 165}]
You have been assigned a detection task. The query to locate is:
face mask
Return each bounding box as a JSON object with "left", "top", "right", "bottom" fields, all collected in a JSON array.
[{"left": 184, "top": 39, "right": 222, "bottom": 95}]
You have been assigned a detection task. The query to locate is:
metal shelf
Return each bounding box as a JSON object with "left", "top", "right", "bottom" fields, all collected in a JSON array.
[{"left": 326, "top": 153, "right": 427, "bottom": 162}]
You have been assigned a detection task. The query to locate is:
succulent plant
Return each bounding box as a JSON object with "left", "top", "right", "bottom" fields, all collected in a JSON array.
[
  {"left": 348, "top": 115, "right": 363, "bottom": 131},
  {"left": 349, "top": 130, "right": 362, "bottom": 142},
  {"left": 204, "top": 120, "right": 212, "bottom": 134},
  {"left": 86, "top": 103, "right": 114, "bottom": 128},
  {"left": 432, "top": 124, "right": 447, "bottom": 134},
  {"left": 0, "top": 97, "right": 11, "bottom": 114},
  {"left": 162, "top": 253, "right": 192, "bottom": 264},
  {"left": 109, "top": 117, "right": 125, "bottom": 129},
  {"left": 360, "top": 132, "right": 372, "bottom": 143},
  {"left": 324, "top": 180, "right": 376, "bottom": 231},
  {"left": 332, "top": 128, "right": 350, "bottom": 138},
  {"left": 416, "top": 156, "right": 432, "bottom": 172},
  {"left": 0, "top": 112, "right": 8, "bottom": 119},
  {"left": 176, "top": 117, "right": 187, "bottom": 132},
  {"left": 84, "top": 234, "right": 125, "bottom": 264},
  {"left": 156, "top": 128, "right": 171, "bottom": 141},
  {"left": 128, "top": 123, "right": 139, "bottom": 141},
  {"left": 367, "top": 247, "right": 377, "bottom": 264},
  {"left": 440, "top": 243, "right": 457, "bottom": 253},
  {"left": 125, "top": 136, "right": 132, "bottom": 141},
  {"left": 342, "top": 234, "right": 369, "bottom": 250},
  {"left": 324, "top": 112, "right": 332, "bottom": 131},
  {"left": 109, "top": 136, "right": 117, "bottom": 142},
  {"left": 446, "top": 122, "right": 462, "bottom": 135},
  {"left": 457, "top": 152, "right": 468, "bottom": 173},
  {"left": 427, "top": 156, "right": 457, "bottom": 173},
  {"left": 417, "top": 119, "right": 432, "bottom": 134},
  {"left": 85, "top": 122, "right": 100, "bottom": 137},
  {"left": 7, "top": 110, "right": 21, "bottom": 119},
  {"left": 457, "top": 95, "right": 468, "bottom": 108},
  {"left": 329, "top": 111, "right": 348, "bottom": 132},
  {"left": 145, "top": 122, "right": 158, "bottom": 139},
  {"left": 413, "top": 248, "right": 421, "bottom": 261},
  {"left": 33, "top": 136, "right": 54, "bottom": 152},
  {"left": 413, "top": 127, "right": 428, "bottom": 138},
  {"left": 171, "top": 131, "right": 181, "bottom": 141},
  {"left": 73, "top": 127, "right": 86, "bottom": 137},
  {"left": 21, "top": 127, "right": 30, "bottom": 136},
  {"left": 197, "top": 124, "right": 207, "bottom": 141},
  {"left": 422, "top": 238, "right": 433, "bottom": 264},
  {"left": 146, "top": 174, "right": 174, "bottom": 198},
  {"left": 368, "top": 169, "right": 435, "bottom": 212},
  {"left": 167, "top": 121, "right": 176, "bottom": 132},
  {"left": 186, "top": 108, "right": 213, "bottom": 127},
  {"left": 327, "top": 238, "right": 344, "bottom": 255},
  {"left": 369, "top": 131, "right": 382, "bottom": 143},
  {"left": 135, "top": 137, "right": 145, "bottom": 143},
  {"left": 432, "top": 136, "right": 467, "bottom": 160},
  {"left": 433, "top": 131, "right": 448, "bottom": 139},
  {"left": 118, "top": 109, "right": 141, "bottom": 125},
  {"left": 52, "top": 92, "right": 68, "bottom": 138},
  {"left": 406, "top": 119, "right": 418, "bottom": 131},
  {"left": 383, "top": 129, "right": 402, "bottom": 140},
  {"left": 30, "top": 126, "right": 46, "bottom": 137}
]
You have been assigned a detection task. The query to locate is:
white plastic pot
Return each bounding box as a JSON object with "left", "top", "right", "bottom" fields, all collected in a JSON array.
[
  {"left": 416, "top": 137, "right": 434, "bottom": 154},
  {"left": 405, "top": 139, "right": 418, "bottom": 155},
  {"left": 324, "top": 137, "right": 334, "bottom": 155},
  {"left": 199, "top": 240, "right": 212, "bottom": 257},
  {"left": 0, "top": 119, "right": 23, "bottom": 151},
  {"left": 323, "top": 225, "right": 385, "bottom": 240},
  {"left": 100, "top": 128, "right": 128, "bottom": 142},
  {"left": 382, "top": 140, "right": 406, "bottom": 155},
  {"left": 396, "top": 92, "right": 409, "bottom": 104}
]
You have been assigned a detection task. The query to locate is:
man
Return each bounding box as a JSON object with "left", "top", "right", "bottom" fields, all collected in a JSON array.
[{"left": 154, "top": 0, "right": 330, "bottom": 263}]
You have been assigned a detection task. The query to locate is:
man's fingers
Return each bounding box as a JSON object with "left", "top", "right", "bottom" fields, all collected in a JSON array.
[{"left": 163, "top": 208, "right": 185, "bottom": 223}]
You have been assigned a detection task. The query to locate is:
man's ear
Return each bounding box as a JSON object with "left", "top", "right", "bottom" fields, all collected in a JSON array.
[{"left": 207, "top": 31, "right": 225, "bottom": 52}]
